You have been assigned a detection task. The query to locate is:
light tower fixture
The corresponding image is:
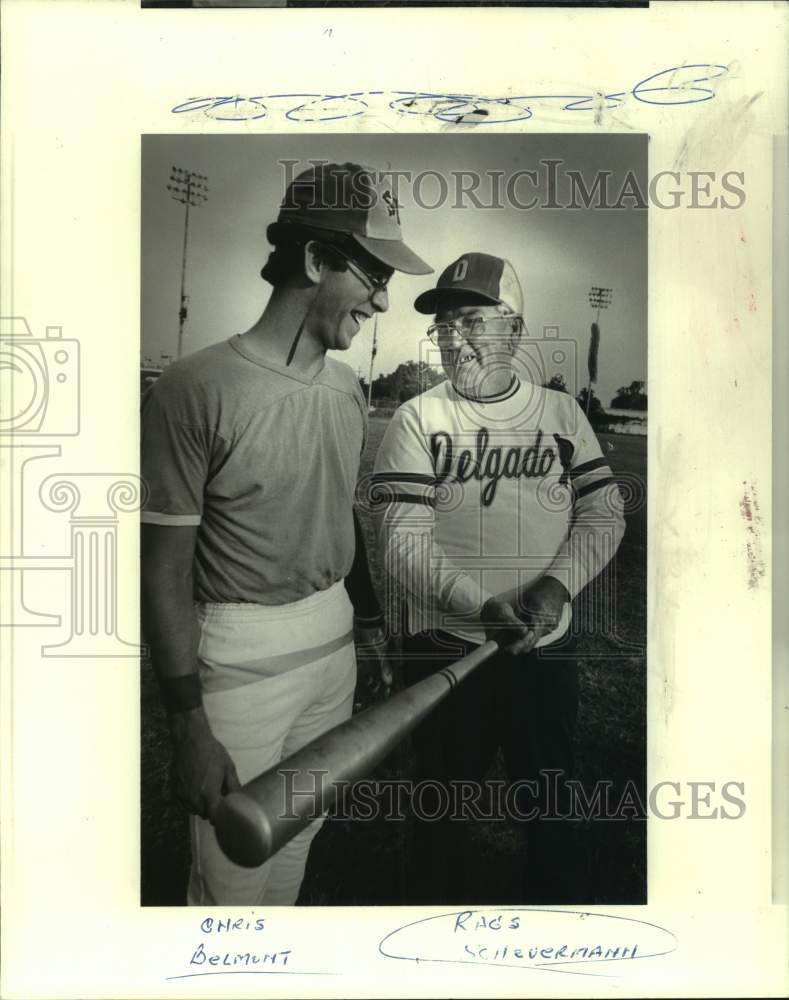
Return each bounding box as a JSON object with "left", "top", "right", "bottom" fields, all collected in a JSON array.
[{"left": 167, "top": 167, "right": 209, "bottom": 359}]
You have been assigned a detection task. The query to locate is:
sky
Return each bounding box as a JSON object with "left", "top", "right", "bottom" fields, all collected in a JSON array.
[{"left": 141, "top": 133, "right": 646, "bottom": 407}]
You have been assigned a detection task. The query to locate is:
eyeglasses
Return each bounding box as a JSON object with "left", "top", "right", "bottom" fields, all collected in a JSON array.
[
  {"left": 426, "top": 314, "right": 523, "bottom": 346},
  {"left": 323, "top": 244, "right": 392, "bottom": 296}
]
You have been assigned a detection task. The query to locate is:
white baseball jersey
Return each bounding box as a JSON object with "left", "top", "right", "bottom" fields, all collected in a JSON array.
[{"left": 372, "top": 377, "right": 625, "bottom": 645}]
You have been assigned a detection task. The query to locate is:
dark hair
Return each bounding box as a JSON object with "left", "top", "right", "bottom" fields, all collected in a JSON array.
[{"left": 261, "top": 223, "right": 355, "bottom": 288}]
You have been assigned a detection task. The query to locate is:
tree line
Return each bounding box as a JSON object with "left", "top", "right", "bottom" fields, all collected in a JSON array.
[{"left": 362, "top": 363, "right": 647, "bottom": 415}]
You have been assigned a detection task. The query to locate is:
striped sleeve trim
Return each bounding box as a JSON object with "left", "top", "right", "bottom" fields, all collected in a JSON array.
[
  {"left": 141, "top": 511, "right": 202, "bottom": 526},
  {"left": 370, "top": 472, "right": 437, "bottom": 485},
  {"left": 365, "top": 472, "right": 436, "bottom": 508},
  {"left": 384, "top": 493, "right": 436, "bottom": 507},
  {"left": 574, "top": 476, "right": 616, "bottom": 501},
  {"left": 569, "top": 458, "right": 614, "bottom": 500},
  {"left": 568, "top": 456, "right": 609, "bottom": 481}
]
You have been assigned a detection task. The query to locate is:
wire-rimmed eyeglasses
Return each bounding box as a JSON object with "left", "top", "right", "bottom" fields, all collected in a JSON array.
[
  {"left": 426, "top": 313, "right": 523, "bottom": 347},
  {"left": 322, "top": 243, "right": 392, "bottom": 296}
]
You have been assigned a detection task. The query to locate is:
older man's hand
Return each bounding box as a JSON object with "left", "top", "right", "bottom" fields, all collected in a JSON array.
[
  {"left": 511, "top": 575, "right": 571, "bottom": 654},
  {"left": 481, "top": 597, "right": 532, "bottom": 655}
]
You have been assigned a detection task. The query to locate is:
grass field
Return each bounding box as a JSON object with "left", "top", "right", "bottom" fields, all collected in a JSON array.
[{"left": 141, "top": 417, "right": 646, "bottom": 906}]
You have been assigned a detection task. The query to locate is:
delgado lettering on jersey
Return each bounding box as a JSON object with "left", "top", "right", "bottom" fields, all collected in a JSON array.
[{"left": 431, "top": 428, "right": 573, "bottom": 506}]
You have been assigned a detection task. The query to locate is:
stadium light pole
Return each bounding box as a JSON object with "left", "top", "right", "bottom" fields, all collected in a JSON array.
[
  {"left": 366, "top": 314, "right": 378, "bottom": 411},
  {"left": 167, "top": 166, "right": 209, "bottom": 359},
  {"left": 586, "top": 286, "right": 613, "bottom": 416}
]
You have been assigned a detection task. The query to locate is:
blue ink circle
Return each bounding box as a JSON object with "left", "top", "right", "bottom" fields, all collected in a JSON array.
[
  {"left": 284, "top": 94, "right": 368, "bottom": 123},
  {"left": 206, "top": 97, "right": 268, "bottom": 122},
  {"left": 632, "top": 64, "right": 728, "bottom": 106},
  {"left": 389, "top": 93, "right": 532, "bottom": 125}
]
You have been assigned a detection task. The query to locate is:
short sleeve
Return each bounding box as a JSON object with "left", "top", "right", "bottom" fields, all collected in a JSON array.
[
  {"left": 371, "top": 403, "right": 436, "bottom": 506},
  {"left": 564, "top": 399, "right": 616, "bottom": 501},
  {"left": 140, "top": 378, "right": 210, "bottom": 526}
]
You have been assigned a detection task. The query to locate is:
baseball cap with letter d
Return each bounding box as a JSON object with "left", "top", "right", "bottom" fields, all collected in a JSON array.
[{"left": 414, "top": 252, "right": 523, "bottom": 315}]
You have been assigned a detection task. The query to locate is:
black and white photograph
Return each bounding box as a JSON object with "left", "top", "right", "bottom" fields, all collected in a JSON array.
[
  {"left": 3, "top": 0, "right": 787, "bottom": 995},
  {"left": 140, "top": 133, "right": 647, "bottom": 907}
]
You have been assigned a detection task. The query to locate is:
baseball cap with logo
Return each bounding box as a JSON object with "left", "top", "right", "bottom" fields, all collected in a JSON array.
[
  {"left": 268, "top": 162, "right": 432, "bottom": 275},
  {"left": 414, "top": 252, "right": 523, "bottom": 315}
]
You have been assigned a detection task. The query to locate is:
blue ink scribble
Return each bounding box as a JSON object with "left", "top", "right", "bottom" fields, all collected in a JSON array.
[
  {"left": 170, "top": 66, "right": 729, "bottom": 126},
  {"left": 170, "top": 96, "right": 267, "bottom": 121},
  {"left": 632, "top": 64, "right": 729, "bottom": 105},
  {"left": 285, "top": 94, "right": 368, "bottom": 123},
  {"left": 562, "top": 93, "right": 626, "bottom": 112}
]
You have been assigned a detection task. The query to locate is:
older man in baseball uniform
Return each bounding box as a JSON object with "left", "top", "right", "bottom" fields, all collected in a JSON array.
[
  {"left": 141, "top": 162, "right": 431, "bottom": 906},
  {"left": 372, "top": 252, "right": 625, "bottom": 903}
]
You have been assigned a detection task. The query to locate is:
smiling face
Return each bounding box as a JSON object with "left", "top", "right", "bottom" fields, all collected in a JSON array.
[
  {"left": 431, "top": 301, "right": 520, "bottom": 398},
  {"left": 307, "top": 242, "right": 392, "bottom": 353}
]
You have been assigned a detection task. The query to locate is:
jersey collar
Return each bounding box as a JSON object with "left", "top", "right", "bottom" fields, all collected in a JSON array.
[{"left": 451, "top": 375, "right": 520, "bottom": 404}]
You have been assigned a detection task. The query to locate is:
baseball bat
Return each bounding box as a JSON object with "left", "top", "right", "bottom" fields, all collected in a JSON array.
[{"left": 212, "top": 639, "right": 499, "bottom": 868}]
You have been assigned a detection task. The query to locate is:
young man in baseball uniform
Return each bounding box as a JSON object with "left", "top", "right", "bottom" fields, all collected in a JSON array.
[
  {"left": 141, "top": 162, "right": 431, "bottom": 906},
  {"left": 372, "top": 252, "right": 625, "bottom": 903}
]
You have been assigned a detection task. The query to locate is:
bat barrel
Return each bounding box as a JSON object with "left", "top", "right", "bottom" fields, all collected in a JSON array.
[{"left": 213, "top": 639, "right": 498, "bottom": 868}]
